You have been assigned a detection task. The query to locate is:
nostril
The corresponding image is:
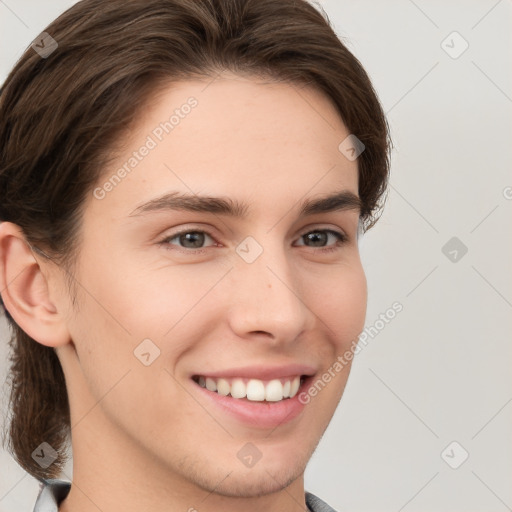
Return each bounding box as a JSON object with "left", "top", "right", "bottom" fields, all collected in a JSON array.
[{"left": 250, "top": 330, "right": 272, "bottom": 337}]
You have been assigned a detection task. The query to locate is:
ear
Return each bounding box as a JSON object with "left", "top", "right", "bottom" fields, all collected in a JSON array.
[{"left": 0, "top": 221, "right": 71, "bottom": 347}]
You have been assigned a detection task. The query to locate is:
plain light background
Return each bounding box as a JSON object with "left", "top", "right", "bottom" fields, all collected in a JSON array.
[{"left": 1, "top": 1, "right": 511, "bottom": 511}]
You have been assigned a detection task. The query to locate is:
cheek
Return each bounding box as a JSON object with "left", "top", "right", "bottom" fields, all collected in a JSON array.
[
  {"left": 75, "top": 263, "right": 187, "bottom": 344},
  {"left": 300, "top": 267, "right": 366, "bottom": 421},
  {"left": 64, "top": 258, "right": 215, "bottom": 406},
  {"left": 316, "top": 262, "right": 367, "bottom": 347}
]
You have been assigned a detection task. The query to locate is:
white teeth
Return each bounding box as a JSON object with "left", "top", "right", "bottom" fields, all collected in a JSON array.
[
  {"left": 265, "top": 379, "right": 283, "bottom": 402},
  {"left": 231, "top": 378, "right": 246, "bottom": 399},
  {"left": 197, "top": 375, "right": 304, "bottom": 402},
  {"left": 217, "top": 378, "right": 230, "bottom": 396},
  {"left": 290, "top": 377, "right": 300, "bottom": 398},
  {"left": 282, "top": 380, "right": 291, "bottom": 398},
  {"left": 205, "top": 377, "right": 217, "bottom": 392},
  {"left": 246, "top": 379, "right": 266, "bottom": 401}
]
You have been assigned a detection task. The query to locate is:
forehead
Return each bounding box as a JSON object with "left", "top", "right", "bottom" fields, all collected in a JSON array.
[{"left": 87, "top": 75, "right": 359, "bottom": 220}]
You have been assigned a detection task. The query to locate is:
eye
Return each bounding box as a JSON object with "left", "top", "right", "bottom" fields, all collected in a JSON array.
[
  {"left": 294, "top": 229, "right": 348, "bottom": 252},
  {"left": 161, "top": 229, "right": 217, "bottom": 251},
  {"left": 159, "top": 227, "right": 348, "bottom": 254}
]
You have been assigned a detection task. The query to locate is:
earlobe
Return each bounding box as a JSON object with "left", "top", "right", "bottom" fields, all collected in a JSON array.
[{"left": 0, "top": 221, "right": 71, "bottom": 347}]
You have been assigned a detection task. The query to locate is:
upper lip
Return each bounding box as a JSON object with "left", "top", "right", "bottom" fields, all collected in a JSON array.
[{"left": 192, "top": 364, "right": 317, "bottom": 380}]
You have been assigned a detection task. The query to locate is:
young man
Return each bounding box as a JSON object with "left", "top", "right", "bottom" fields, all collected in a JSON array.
[{"left": 0, "top": 1, "right": 390, "bottom": 511}]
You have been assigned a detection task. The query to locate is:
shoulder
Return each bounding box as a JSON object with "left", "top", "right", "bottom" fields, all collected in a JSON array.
[
  {"left": 33, "top": 479, "right": 71, "bottom": 512},
  {"left": 305, "top": 491, "right": 338, "bottom": 512}
]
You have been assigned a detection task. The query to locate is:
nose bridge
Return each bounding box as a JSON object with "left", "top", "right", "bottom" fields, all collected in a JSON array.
[{"left": 226, "top": 236, "right": 311, "bottom": 340}]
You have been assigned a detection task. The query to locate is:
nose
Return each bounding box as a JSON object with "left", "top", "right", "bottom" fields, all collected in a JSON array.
[{"left": 225, "top": 242, "right": 314, "bottom": 345}]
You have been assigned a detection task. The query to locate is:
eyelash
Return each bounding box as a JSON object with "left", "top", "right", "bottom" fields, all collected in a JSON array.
[{"left": 158, "top": 227, "right": 348, "bottom": 254}]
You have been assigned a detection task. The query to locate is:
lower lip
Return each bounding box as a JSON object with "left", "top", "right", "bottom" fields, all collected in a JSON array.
[{"left": 193, "top": 377, "right": 312, "bottom": 429}]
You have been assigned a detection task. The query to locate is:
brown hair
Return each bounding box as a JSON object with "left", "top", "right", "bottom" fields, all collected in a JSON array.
[{"left": 0, "top": 0, "right": 391, "bottom": 481}]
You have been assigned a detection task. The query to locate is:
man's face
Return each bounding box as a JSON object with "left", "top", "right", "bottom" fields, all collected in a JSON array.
[{"left": 53, "top": 75, "right": 367, "bottom": 497}]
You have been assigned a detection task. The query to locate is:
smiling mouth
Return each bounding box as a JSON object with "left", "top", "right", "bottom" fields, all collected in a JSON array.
[{"left": 192, "top": 375, "right": 306, "bottom": 402}]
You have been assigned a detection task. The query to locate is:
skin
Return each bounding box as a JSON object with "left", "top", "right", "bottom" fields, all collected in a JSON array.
[{"left": 0, "top": 74, "right": 367, "bottom": 512}]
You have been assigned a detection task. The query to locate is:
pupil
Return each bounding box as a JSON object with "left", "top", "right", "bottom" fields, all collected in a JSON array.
[
  {"left": 307, "top": 232, "right": 326, "bottom": 247},
  {"left": 181, "top": 232, "right": 204, "bottom": 248}
]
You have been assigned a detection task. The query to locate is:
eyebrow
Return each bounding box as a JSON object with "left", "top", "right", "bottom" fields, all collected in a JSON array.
[{"left": 128, "top": 189, "right": 362, "bottom": 218}]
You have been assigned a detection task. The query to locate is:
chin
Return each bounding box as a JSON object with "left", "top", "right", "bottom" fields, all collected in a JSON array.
[
  {"left": 203, "top": 464, "right": 304, "bottom": 498},
  {"left": 186, "top": 443, "right": 313, "bottom": 498}
]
